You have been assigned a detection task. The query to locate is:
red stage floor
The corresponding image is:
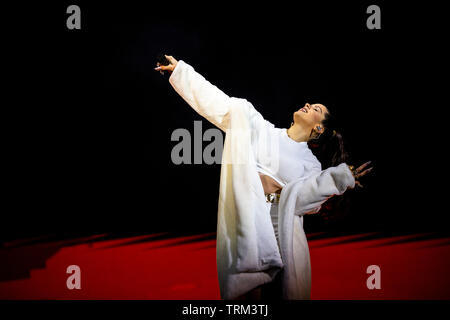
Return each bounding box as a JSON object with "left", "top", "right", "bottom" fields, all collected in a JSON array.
[{"left": 1, "top": 232, "right": 449, "bottom": 299}]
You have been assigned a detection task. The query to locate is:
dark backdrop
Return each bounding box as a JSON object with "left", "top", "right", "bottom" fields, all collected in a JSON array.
[{"left": 2, "top": 1, "right": 447, "bottom": 242}]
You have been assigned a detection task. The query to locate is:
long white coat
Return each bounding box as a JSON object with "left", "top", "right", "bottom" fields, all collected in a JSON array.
[{"left": 169, "top": 60, "right": 355, "bottom": 300}]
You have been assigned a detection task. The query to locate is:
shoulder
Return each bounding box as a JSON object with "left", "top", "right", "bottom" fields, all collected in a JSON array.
[
  {"left": 303, "top": 146, "right": 322, "bottom": 172},
  {"left": 272, "top": 127, "right": 286, "bottom": 134}
]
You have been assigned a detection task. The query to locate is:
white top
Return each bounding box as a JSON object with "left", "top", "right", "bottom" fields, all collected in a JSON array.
[
  {"left": 255, "top": 127, "right": 322, "bottom": 188},
  {"left": 256, "top": 128, "right": 322, "bottom": 246}
]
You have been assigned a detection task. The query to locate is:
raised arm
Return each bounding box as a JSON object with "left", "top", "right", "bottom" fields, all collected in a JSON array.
[
  {"left": 155, "top": 55, "right": 275, "bottom": 134},
  {"left": 156, "top": 56, "right": 233, "bottom": 132}
]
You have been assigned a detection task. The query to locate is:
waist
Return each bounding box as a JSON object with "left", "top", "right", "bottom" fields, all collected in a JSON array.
[{"left": 259, "top": 172, "right": 284, "bottom": 195}]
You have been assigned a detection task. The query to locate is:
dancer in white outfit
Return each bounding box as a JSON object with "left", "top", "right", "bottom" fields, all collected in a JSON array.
[{"left": 155, "top": 55, "right": 372, "bottom": 300}]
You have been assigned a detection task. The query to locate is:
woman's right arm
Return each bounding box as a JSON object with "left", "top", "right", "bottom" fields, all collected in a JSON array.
[{"left": 156, "top": 55, "right": 232, "bottom": 132}]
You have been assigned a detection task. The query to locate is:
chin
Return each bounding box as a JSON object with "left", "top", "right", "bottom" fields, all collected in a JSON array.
[
  {"left": 293, "top": 118, "right": 302, "bottom": 126},
  {"left": 294, "top": 112, "right": 305, "bottom": 121}
]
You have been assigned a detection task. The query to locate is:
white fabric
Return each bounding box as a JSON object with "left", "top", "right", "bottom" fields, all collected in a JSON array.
[
  {"left": 269, "top": 202, "right": 280, "bottom": 247},
  {"left": 256, "top": 128, "right": 322, "bottom": 187},
  {"left": 278, "top": 162, "right": 356, "bottom": 299},
  {"left": 169, "top": 60, "right": 355, "bottom": 299}
]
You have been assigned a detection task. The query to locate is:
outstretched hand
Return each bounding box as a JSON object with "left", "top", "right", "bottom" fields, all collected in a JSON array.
[
  {"left": 154, "top": 55, "right": 178, "bottom": 75},
  {"left": 348, "top": 161, "right": 373, "bottom": 188}
]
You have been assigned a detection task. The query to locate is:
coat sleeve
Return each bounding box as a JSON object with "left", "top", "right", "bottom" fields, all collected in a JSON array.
[
  {"left": 169, "top": 60, "right": 234, "bottom": 132},
  {"left": 294, "top": 163, "right": 355, "bottom": 215},
  {"left": 169, "top": 60, "right": 271, "bottom": 132}
]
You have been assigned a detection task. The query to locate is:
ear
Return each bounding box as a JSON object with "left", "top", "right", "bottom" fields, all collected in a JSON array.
[{"left": 315, "top": 124, "right": 325, "bottom": 134}]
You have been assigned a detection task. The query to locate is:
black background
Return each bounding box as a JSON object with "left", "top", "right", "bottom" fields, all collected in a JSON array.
[{"left": 2, "top": 1, "right": 448, "bottom": 242}]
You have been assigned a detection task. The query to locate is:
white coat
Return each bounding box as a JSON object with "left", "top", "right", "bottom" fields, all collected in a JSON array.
[{"left": 169, "top": 60, "right": 355, "bottom": 300}]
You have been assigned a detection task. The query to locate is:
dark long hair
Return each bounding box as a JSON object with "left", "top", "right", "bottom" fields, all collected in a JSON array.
[
  {"left": 308, "top": 110, "right": 349, "bottom": 169},
  {"left": 308, "top": 109, "right": 352, "bottom": 223}
]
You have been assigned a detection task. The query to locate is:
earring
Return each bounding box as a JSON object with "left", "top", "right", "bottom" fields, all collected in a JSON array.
[{"left": 291, "top": 122, "right": 294, "bottom": 127}]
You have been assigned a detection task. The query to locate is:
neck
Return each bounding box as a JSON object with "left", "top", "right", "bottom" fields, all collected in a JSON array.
[{"left": 287, "top": 123, "right": 311, "bottom": 142}]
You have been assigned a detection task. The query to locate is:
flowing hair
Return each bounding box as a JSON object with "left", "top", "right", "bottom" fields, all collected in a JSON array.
[{"left": 308, "top": 109, "right": 352, "bottom": 223}]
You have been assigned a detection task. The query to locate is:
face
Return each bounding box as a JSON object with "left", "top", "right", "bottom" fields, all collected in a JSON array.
[{"left": 293, "top": 103, "right": 328, "bottom": 130}]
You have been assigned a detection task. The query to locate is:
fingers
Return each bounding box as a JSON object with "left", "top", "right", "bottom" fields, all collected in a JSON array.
[
  {"left": 154, "top": 55, "right": 177, "bottom": 75},
  {"left": 355, "top": 161, "right": 372, "bottom": 173},
  {"left": 353, "top": 160, "right": 373, "bottom": 180},
  {"left": 165, "top": 55, "right": 177, "bottom": 64},
  {"left": 355, "top": 167, "right": 373, "bottom": 179},
  {"left": 154, "top": 65, "right": 172, "bottom": 71},
  {"left": 355, "top": 181, "right": 364, "bottom": 188}
]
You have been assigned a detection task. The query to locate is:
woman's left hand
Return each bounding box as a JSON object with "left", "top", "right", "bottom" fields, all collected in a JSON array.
[{"left": 348, "top": 161, "right": 373, "bottom": 188}]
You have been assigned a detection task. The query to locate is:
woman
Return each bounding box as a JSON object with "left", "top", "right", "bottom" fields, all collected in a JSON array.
[{"left": 155, "top": 55, "right": 372, "bottom": 300}]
